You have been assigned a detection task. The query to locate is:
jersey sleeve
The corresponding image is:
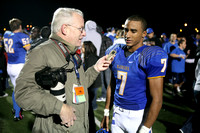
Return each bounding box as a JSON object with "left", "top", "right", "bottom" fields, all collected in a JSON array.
[
  {"left": 105, "top": 44, "right": 125, "bottom": 55},
  {"left": 19, "top": 33, "right": 30, "bottom": 48},
  {"left": 142, "top": 46, "right": 168, "bottom": 79},
  {"left": 163, "top": 43, "right": 169, "bottom": 54}
]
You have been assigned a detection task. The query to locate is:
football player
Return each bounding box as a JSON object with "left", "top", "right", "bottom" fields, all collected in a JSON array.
[
  {"left": 100, "top": 15, "right": 168, "bottom": 133},
  {"left": 4, "top": 18, "right": 31, "bottom": 121}
]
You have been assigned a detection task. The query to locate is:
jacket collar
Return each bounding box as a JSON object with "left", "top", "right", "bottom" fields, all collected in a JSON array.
[{"left": 50, "top": 33, "right": 78, "bottom": 54}]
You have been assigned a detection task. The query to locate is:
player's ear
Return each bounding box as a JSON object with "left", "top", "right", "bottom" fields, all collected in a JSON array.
[{"left": 142, "top": 30, "right": 147, "bottom": 38}]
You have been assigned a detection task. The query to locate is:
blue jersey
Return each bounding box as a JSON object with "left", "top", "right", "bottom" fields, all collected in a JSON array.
[
  {"left": 171, "top": 48, "right": 186, "bottom": 73},
  {"left": 3, "top": 31, "right": 30, "bottom": 64},
  {"left": 106, "top": 44, "right": 168, "bottom": 110},
  {"left": 163, "top": 42, "right": 178, "bottom": 54}
]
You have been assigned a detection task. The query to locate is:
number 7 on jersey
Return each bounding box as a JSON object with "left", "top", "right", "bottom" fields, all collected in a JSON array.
[
  {"left": 161, "top": 58, "right": 167, "bottom": 72},
  {"left": 117, "top": 71, "right": 127, "bottom": 95}
]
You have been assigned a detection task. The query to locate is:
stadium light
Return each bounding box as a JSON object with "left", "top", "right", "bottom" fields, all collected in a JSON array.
[
  {"left": 195, "top": 28, "right": 199, "bottom": 33},
  {"left": 184, "top": 23, "right": 187, "bottom": 27}
]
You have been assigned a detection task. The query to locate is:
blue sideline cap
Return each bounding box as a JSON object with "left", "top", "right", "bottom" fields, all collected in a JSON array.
[{"left": 146, "top": 28, "right": 154, "bottom": 34}]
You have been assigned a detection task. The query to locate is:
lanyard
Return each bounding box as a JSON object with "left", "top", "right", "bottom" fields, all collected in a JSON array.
[{"left": 72, "top": 56, "right": 81, "bottom": 85}]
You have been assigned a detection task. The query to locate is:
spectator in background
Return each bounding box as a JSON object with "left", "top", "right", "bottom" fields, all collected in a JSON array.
[
  {"left": 180, "top": 58, "right": 200, "bottom": 133},
  {"left": 194, "top": 35, "right": 200, "bottom": 66},
  {"left": 143, "top": 28, "right": 162, "bottom": 47},
  {"left": 97, "top": 26, "right": 113, "bottom": 102},
  {"left": 0, "top": 33, "right": 11, "bottom": 90},
  {"left": 82, "top": 20, "right": 102, "bottom": 56},
  {"left": 0, "top": 33, "right": 8, "bottom": 98},
  {"left": 30, "top": 26, "right": 51, "bottom": 50},
  {"left": 163, "top": 33, "right": 178, "bottom": 54},
  {"left": 182, "top": 33, "right": 197, "bottom": 98},
  {"left": 113, "top": 29, "right": 126, "bottom": 45},
  {"left": 161, "top": 33, "right": 169, "bottom": 43},
  {"left": 105, "top": 27, "right": 116, "bottom": 43},
  {"left": 170, "top": 38, "right": 189, "bottom": 95},
  {"left": 30, "top": 26, "right": 40, "bottom": 44},
  {"left": 193, "top": 32, "right": 200, "bottom": 47},
  {"left": 82, "top": 41, "right": 101, "bottom": 133},
  {"left": 160, "top": 33, "right": 169, "bottom": 48},
  {"left": 187, "top": 33, "right": 200, "bottom": 64},
  {"left": 163, "top": 33, "right": 178, "bottom": 84},
  {"left": 97, "top": 26, "right": 113, "bottom": 58}
]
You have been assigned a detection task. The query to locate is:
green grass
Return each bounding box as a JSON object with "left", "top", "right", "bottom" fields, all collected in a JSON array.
[
  {"left": 0, "top": 89, "right": 35, "bottom": 133},
  {"left": 0, "top": 83, "right": 195, "bottom": 133}
]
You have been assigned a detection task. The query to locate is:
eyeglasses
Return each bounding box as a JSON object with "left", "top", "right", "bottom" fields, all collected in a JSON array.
[{"left": 67, "top": 24, "right": 85, "bottom": 33}]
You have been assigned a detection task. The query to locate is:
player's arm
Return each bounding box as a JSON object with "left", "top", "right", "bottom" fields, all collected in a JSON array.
[
  {"left": 105, "top": 71, "right": 115, "bottom": 110},
  {"left": 100, "top": 71, "right": 115, "bottom": 131},
  {"left": 21, "top": 36, "right": 31, "bottom": 51},
  {"left": 23, "top": 44, "right": 31, "bottom": 51},
  {"left": 139, "top": 48, "right": 167, "bottom": 132},
  {"left": 170, "top": 53, "right": 185, "bottom": 59},
  {"left": 142, "top": 77, "right": 163, "bottom": 130}
]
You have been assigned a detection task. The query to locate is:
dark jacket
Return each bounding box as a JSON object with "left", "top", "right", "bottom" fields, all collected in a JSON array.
[{"left": 84, "top": 53, "right": 101, "bottom": 89}]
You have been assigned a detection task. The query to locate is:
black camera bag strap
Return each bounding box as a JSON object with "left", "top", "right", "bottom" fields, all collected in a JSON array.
[
  {"left": 51, "top": 39, "right": 82, "bottom": 69},
  {"left": 51, "top": 39, "right": 71, "bottom": 62}
]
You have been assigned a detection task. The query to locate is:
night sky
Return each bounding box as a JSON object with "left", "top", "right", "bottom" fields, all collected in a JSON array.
[{"left": 0, "top": 0, "right": 199, "bottom": 36}]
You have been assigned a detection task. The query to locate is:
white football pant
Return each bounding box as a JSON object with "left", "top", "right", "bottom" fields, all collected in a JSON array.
[
  {"left": 111, "top": 105, "right": 144, "bottom": 133},
  {"left": 7, "top": 63, "right": 24, "bottom": 89}
]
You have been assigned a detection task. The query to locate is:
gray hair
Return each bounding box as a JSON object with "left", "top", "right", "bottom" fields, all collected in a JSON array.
[{"left": 51, "top": 7, "right": 83, "bottom": 34}]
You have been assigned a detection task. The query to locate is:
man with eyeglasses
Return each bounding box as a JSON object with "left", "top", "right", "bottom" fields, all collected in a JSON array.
[
  {"left": 100, "top": 15, "right": 168, "bottom": 133},
  {"left": 15, "top": 7, "right": 113, "bottom": 133}
]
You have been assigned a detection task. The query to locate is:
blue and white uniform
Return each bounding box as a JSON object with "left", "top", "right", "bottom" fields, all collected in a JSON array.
[
  {"left": 4, "top": 31, "right": 30, "bottom": 118},
  {"left": 106, "top": 44, "right": 168, "bottom": 133}
]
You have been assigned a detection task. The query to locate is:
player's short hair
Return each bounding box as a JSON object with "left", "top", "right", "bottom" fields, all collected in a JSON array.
[
  {"left": 9, "top": 18, "right": 22, "bottom": 32},
  {"left": 126, "top": 15, "right": 147, "bottom": 31},
  {"left": 178, "top": 38, "right": 186, "bottom": 46},
  {"left": 51, "top": 7, "right": 83, "bottom": 34}
]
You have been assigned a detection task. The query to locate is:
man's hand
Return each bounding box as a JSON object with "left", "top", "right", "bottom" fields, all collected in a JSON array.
[
  {"left": 94, "top": 55, "right": 114, "bottom": 72},
  {"left": 60, "top": 104, "right": 76, "bottom": 127}
]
